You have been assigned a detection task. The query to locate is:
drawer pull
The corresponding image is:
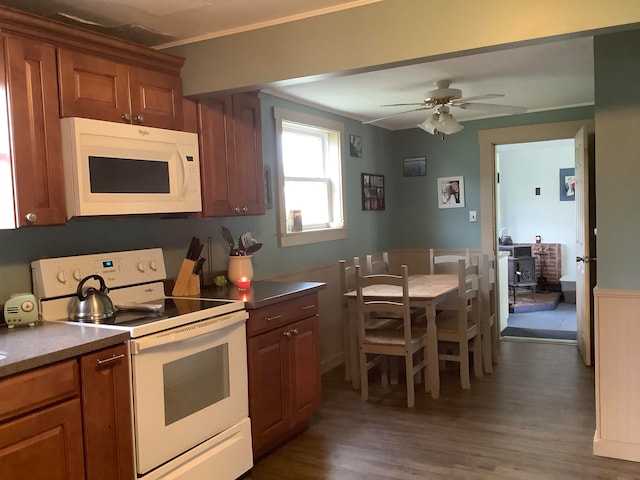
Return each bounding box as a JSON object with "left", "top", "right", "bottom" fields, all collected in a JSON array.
[
  {"left": 96, "top": 353, "right": 125, "bottom": 366},
  {"left": 300, "top": 304, "right": 315, "bottom": 310},
  {"left": 291, "top": 328, "right": 298, "bottom": 335},
  {"left": 266, "top": 314, "right": 283, "bottom": 322},
  {"left": 283, "top": 330, "right": 292, "bottom": 337}
]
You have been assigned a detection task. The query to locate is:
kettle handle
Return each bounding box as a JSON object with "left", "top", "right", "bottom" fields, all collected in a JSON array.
[{"left": 77, "top": 274, "right": 109, "bottom": 301}]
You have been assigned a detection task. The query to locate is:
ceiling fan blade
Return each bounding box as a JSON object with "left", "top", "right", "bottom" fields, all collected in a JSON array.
[
  {"left": 362, "top": 107, "right": 429, "bottom": 125},
  {"left": 455, "top": 102, "right": 527, "bottom": 114},
  {"left": 453, "top": 93, "right": 504, "bottom": 103},
  {"left": 380, "top": 102, "right": 426, "bottom": 107}
]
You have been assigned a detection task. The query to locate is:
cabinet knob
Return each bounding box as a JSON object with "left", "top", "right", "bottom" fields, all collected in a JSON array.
[
  {"left": 283, "top": 330, "right": 292, "bottom": 337},
  {"left": 135, "top": 114, "right": 145, "bottom": 123},
  {"left": 122, "top": 112, "right": 131, "bottom": 121},
  {"left": 291, "top": 328, "right": 298, "bottom": 335},
  {"left": 25, "top": 212, "right": 37, "bottom": 223},
  {"left": 242, "top": 206, "right": 248, "bottom": 213}
]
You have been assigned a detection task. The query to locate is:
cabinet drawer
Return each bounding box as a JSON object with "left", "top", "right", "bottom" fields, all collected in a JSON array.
[
  {"left": 0, "top": 360, "right": 80, "bottom": 422},
  {"left": 247, "top": 294, "right": 318, "bottom": 337}
]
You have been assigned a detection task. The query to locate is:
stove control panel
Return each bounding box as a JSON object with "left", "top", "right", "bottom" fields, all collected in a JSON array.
[{"left": 31, "top": 248, "right": 167, "bottom": 300}]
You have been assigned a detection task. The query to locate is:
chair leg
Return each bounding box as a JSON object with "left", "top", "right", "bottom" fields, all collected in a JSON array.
[
  {"left": 405, "top": 355, "right": 415, "bottom": 408},
  {"left": 423, "top": 346, "right": 430, "bottom": 393},
  {"left": 473, "top": 336, "right": 483, "bottom": 378},
  {"left": 459, "top": 340, "right": 471, "bottom": 389},
  {"left": 359, "top": 349, "right": 369, "bottom": 402}
]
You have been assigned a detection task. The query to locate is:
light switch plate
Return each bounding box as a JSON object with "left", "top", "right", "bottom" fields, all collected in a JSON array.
[{"left": 469, "top": 210, "right": 477, "bottom": 223}]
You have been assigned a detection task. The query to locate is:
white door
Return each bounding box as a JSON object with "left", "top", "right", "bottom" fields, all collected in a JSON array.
[{"left": 574, "top": 127, "right": 592, "bottom": 366}]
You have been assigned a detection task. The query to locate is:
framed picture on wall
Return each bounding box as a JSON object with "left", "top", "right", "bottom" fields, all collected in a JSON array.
[
  {"left": 349, "top": 134, "right": 362, "bottom": 157},
  {"left": 361, "top": 173, "right": 385, "bottom": 210},
  {"left": 403, "top": 156, "right": 426, "bottom": 177},
  {"left": 559, "top": 167, "right": 575, "bottom": 201},
  {"left": 437, "top": 176, "right": 465, "bottom": 208}
]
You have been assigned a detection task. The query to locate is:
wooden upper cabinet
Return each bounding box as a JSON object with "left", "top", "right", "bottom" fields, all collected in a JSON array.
[
  {"left": 199, "top": 92, "right": 264, "bottom": 217},
  {"left": 3, "top": 35, "right": 66, "bottom": 227},
  {"left": 58, "top": 49, "right": 183, "bottom": 130}
]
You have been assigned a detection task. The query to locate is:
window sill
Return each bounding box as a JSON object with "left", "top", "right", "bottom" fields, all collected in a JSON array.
[{"left": 279, "top": 227, "right": 347, "bottom": 247}]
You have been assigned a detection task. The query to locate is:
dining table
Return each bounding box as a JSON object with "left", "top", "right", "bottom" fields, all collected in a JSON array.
[{"left": 344, "top": 273, "right": 463, "bottom": 399}]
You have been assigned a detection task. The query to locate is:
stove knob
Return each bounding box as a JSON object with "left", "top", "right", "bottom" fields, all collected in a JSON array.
[
  {"left": 56, "top": 271, "right": 67, "bottom": 284},
  {"left": 72, "top": 269, "right": 82, "bottom": 281},
  {"left": 149, "top": 260, "right": 158, "bottom": 271},
  {"left": 137, "top": 261, "right": 146, "bottom": 273}
]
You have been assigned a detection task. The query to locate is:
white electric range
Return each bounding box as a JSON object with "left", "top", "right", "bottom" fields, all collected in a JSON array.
[{"left": 31, "top": 248, "right": 253, "bottom": 480}]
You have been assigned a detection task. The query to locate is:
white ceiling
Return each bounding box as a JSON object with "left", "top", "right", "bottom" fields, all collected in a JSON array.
[{"left": 0, "top": 0, "right": 594, "bottom": 131}]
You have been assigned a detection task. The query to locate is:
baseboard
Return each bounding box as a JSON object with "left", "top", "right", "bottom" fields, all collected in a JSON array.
[
  {"left": 593, "top": 434, "right": 640, "bottom": 462},
  {"left": 321, "top": 352, "right": 343, "bottom": 374}
]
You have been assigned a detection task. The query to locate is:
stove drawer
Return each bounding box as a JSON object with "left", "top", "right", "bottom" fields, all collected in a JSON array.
[{"left": 247, "top": 293, "right": 318, "bottom": 336}]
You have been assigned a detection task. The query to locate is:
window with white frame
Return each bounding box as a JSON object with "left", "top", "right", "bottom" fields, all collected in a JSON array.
[{"left": 274, "top": 107, "right": 346, "bottom": 247}]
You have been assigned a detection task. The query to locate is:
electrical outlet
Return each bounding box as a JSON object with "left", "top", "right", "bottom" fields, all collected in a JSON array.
[{"left": 469, "top": 210, "right": 477, "bottom": 223}]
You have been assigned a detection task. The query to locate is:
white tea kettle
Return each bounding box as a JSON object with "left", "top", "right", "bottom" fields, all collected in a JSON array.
[{"left": 70, "top": 274, "right": 115, "bottom": 321}]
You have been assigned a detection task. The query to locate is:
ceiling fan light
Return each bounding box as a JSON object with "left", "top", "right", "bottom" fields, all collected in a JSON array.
[
  {"left": 417, "top": 114, "right": 439, "bottom": 134},
  {"left": 437, "top": 112, "right": 464, "bottom": 134}
]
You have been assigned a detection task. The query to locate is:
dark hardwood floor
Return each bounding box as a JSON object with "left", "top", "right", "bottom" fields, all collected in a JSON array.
[{"left": 245, "top": 341, "right": 640, "bottom": 479}]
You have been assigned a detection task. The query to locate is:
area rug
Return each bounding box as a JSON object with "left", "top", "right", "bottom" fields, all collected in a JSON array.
[
  {"left": 509, "top": 291, "right": 561, "bottom": 313},
  {"left": 501, "top": 326, "right": 577, "bottom": 341}
]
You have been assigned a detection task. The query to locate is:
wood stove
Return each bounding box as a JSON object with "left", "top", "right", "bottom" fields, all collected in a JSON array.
[{"left": 504, "top": 246, "right": 537, "bottom": 303}]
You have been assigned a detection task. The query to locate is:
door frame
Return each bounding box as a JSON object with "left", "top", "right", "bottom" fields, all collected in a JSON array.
[{"left": 478, "top": 119, "right": 595, "bottom": 349}]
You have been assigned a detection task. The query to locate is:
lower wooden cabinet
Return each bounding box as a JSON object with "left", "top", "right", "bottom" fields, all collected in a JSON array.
[
  {"left": 247, "top": 293, "right": 321, "bottom": 458},
  {"left": 81, "top": 344, "right": 135, "bottom": 480},
  {"left": 0, "top": 344, "right": 134, "bottom": 480}
]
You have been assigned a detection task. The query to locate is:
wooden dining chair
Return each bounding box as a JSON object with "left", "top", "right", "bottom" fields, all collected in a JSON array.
[
  {"left": 478, "top": 253, "right": 499, "bottom": 371},
  {"left": 355, "top": 264, "right": 428, "bottom": 407},
  {"left": 365, "top": 251, "right": 390, "bottom": 274},
  {"left": 340, "top": 258, "right": 402, "bottom": 388},
  {"left": 429, "top": 248, "right": 470, "bottom": 274},
  {"left": 435, "top": 258, "right": 483, "bottom": 389}
]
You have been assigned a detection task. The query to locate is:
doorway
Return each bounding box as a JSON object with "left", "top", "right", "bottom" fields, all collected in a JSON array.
[
  {"left": 495, "top": 139, "right": 577, "bottom": 342},
  {"left": 478, "top": 119, "right": 595, "bottom": 365}
]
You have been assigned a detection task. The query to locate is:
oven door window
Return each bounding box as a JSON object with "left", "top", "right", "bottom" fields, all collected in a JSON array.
[{"left": 163, "top": 344, "right": 229, "bottom": 425}]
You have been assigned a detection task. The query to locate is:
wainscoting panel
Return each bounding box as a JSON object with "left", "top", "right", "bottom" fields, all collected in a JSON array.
[{"left": 593, "top": 287, "right": 640, "bottom": 462}]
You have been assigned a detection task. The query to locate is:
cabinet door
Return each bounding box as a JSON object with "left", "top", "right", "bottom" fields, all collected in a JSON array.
[
  {"left": 128, "top": 66, "right": 183, "bottom": 130},
  {"left": 198, "top": 96, "right": 235, "bottom": 216},
  {"left": 58, "top": 49, "right": 130, "bottom": 123},
  {"left": 81, "top": 344, "right": 135, "bottom": 480},
  {"left": 231, "top": 92, "right": 264, "bottom": 215},
  {"left": 4, "top": 36, "right": 66, "bottom": 226},
  {"left": 288, "top": 316, "right": 322, "bottom": 425},
  {"left": 0, "top": 398, "right": 85, "bottom": 479},
  {"left": 247, "top": 326, "right": 291, "bottom": 457},
  {"left": 198, "top": 93, "right": 264, "bottom": 217}
]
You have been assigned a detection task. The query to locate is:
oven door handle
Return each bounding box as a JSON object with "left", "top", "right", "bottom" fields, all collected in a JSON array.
[{"left": 130, "top": 311, "right": 247, "bottom": 354}]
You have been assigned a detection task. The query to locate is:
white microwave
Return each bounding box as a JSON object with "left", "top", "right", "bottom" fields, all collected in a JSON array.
[{"left": 60, "top": 117, "right": 201, "bottom": 219}]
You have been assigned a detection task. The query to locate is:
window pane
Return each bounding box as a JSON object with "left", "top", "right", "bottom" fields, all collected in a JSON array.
[
  {"left": 284, "top": 180, "right": 330, "bottom": 228},
  {"left": 282, "top": 130, "right": 324, "bottom": 178}
]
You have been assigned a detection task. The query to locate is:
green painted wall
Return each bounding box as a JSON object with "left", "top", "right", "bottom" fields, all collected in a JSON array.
[
  {"left": 594, "top": 29, "right": 640, "bottom": 290},
  {"left": 388, "top": 106, "right": 594, "bottom": 249}
]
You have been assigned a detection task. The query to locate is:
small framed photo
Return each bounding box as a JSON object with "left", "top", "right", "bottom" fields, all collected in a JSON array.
[
  {"left": 559, "top": 167, "right": 575, "bottom": 201},
  {"left": 361, "top": 173, "right": 385, "bottom": 210},
  {"left": 437, "top": 176, "right": 465, "bottom": 209},
  {"left": 403, "top": 156, "right": 426, "bottom": 177},
  {"left": 349, "top": 134, "right": 362, "bottom": 157}
]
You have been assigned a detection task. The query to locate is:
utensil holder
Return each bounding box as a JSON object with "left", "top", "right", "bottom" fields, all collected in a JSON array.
[{"left": 172, "top": 259, "right": 200, "bottom": 296}]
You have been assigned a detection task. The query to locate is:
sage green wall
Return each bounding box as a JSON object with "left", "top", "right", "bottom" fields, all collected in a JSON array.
[
  {"left": 594, "top": 30, "right": 640, "bottom": 290},
  {"left": 388, "top": 107, "right": 594, "bottom": 249}
]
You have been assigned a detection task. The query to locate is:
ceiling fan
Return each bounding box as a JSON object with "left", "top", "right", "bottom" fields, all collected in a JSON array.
[{"left": 362, "top": 80, "right": 527, "bottom": 135}]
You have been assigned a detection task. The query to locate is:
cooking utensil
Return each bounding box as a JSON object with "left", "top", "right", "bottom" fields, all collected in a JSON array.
[
  {"left": 114, "top": 303, "right": 164, "bottom": 313},
  {"left": 70, "top": 274, "right": 115, "bottom": 321}
]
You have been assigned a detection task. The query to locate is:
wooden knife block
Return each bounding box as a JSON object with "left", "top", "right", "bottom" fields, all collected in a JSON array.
[{"left": 171, "top": 259, "right": 200, "bottom": 296}]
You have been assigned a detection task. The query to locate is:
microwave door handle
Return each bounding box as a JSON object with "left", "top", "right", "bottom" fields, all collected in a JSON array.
[
  {"left": 130, "top": 311, "right": 247, "bottom": 354},
  {"left": 176, "top": 146, "right": 189, "bottom": 199}
]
